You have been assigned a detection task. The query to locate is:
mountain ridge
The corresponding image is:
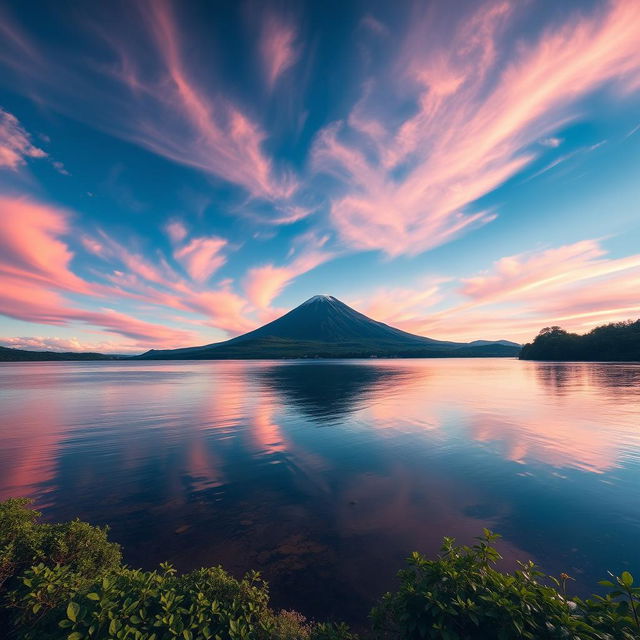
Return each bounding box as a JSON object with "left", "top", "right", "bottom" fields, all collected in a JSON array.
[
  {"left": 0, "top": 345, "right": 118, "bottom": 362},
  {"left": 137, "top": 295, "right": 521, "bottom": 360}
]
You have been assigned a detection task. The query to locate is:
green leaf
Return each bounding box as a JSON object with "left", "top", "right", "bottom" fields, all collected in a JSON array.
[
  {"left": 68, "top": 633, "right": 83, "bottom": 640},
  {"left": 598, "top": 580, "right": 615, "bottom": 587},
  {"left": 621, "top": 571, "right": 634, "bottom": 588},
  {"left": 86, "top": 592, "right": 100, "bottom": 601},
  {"left": 67, "top": 601, "right": 80, "bottom": 622}
]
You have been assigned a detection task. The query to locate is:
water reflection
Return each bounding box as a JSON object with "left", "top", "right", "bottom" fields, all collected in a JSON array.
[
  {"left": 0, "top": 359, "right": 639, "bottom": 623},
  {"left": 258, "top": 361, "right": 417, "bottom": 422}
]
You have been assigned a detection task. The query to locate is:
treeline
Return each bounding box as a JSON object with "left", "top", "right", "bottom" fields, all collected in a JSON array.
[
  {"left": 0, "top": 346, "right": 117, "bottom": 362},
  {"left": 1, "top": 498, "right": 639, "bottom": 639},
  {"left": 519, "top": 320, "right": 640, "bottom": 361}
]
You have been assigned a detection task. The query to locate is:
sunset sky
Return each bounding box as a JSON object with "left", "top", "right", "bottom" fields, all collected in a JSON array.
[{"left": 1, "top": 0, "right": 639, "bottom": 354}]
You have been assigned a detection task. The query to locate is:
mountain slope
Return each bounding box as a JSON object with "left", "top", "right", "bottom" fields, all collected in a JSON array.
[
  {"left": 137, "top": 295, "right": 521, "bottom": 359},
  {"left": 226, "top": 295, "right": 462, "bottom": 347}
]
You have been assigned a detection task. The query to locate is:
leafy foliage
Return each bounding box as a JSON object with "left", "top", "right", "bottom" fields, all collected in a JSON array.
[
  {"left": 371, "top": 530, "right": 639, "bottom": 639},
  {"left": 2, "top": 500, "right": 639, "bottom": 639},
  {"left": 0, "top": 499, "right": 353, "bottom": 639},
  {"left": 520, "top": 320, "right": 640, "bottom": 361},
  {"left": 0, "top": 498, "right": 120, "bottom": 591}
]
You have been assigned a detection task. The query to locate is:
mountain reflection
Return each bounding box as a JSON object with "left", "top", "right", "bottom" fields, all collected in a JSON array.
[{"left": 257, "top": 362, "right": 417, "bottom": 422}]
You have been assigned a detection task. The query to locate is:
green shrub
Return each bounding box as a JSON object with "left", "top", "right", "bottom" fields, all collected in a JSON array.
[
  {"left": 7, "top": 561, "right": 354, "bottom": 640},
  {"left": 1, "top": 498, "right": 354, "bottom": 639},
  {"left": 0, "top": 498, "right": 121, "bottom": 593},
  {"left": 2, "top": 499, "right": 639, "bottom": 639},
  {"left": 371, "top": 530, "right": 639, "bottom": 640},
  {"left": 0, "top": 498, "right": 43, "bottom": 590}
]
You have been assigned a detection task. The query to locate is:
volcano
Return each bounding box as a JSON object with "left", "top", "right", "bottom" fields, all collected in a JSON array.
[{"left": 137, "top": 294, "right": 520, "bottom": 359}]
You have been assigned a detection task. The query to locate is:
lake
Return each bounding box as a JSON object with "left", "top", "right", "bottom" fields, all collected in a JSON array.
[{"left": 1, "top": 358, "right": 639, "bottom": 624}]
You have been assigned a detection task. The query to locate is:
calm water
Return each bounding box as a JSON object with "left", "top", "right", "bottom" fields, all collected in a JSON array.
[{"left": 1, "top": 358, "right": 639, "bottom": 623}]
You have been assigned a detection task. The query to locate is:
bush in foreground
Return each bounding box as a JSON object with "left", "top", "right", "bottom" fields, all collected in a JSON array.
[
  {"left": 372, "top": 530, "right": 639, "bottom": 639},
  {"left": 0, "top": 499, "right": 352, "bottom": 640},
  {"left": 1, "top": 499, "right": 639, "bottom": 639}
]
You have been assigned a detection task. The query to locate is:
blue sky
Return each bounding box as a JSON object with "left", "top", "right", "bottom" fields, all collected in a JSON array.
[{"left": 0, "top": 0, "right": 639, "bottom": 353}]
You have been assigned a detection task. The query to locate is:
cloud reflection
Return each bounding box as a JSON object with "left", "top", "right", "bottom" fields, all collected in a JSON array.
[{"left": 1, "top": 359, "right": 639, "bottom": 621}]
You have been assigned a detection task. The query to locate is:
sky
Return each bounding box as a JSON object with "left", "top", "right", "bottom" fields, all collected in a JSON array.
[{"left": 0, "top": 0, "right": 639, "bottom": 354}]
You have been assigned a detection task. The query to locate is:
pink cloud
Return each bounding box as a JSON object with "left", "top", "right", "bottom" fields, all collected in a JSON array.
[
  {"left": 357, "top": 239, "right": 640, "bottom": 343},
  {"left": 351, "top": 282, "right": 445, "bottom": 329},
  {"left": 83, "top": 220, "right": 268, "bottom": 337},
  {"left": 179, "top": 287, "right": 255, "bottom": 335},
  {"left": 260, "top": 15, "right": 298, "bottom": 88},
  {"left": 86, "top": 229, "right": 180, "bottom": 290},
  {"left": 69, "top": 308, "right": 196, "bottom": 345},
  {"left": 0, "top": 271, "right": 197, "bottom": 349},
  {"left": 0, "top": 108, "right": 46, "bottom": 169},
  {"left": 0, "top": 336, "right": 142, "bottom": 354},
  {"left": 244, "top": 234, "right": 333, "bottom": 309},
  {"left": 0, "top": 196, "right": 90, "bottom": 294},
  {"left": 459, "top": 241, "right": 609, "bottom": 301},
  {"left": 113, "top": 1, "right": 296, "bottom": 201},
  {"left": 0, "top": 3, "right": 295, "bottom": 203},
  {"left": 174, "top": 236, "right": 227, "bottom": 283},
  {"left": 314, "top": 0, "right": 640, "bottom": 256},
  {"left": 0, "top": 196, "right": 249, "bottom": 347},
  {"left": 166, "top": 220, "right": 188, "bottom": 244}
]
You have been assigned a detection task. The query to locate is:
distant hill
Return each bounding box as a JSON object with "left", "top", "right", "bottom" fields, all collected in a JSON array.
[
  {"left": 0, "top": 346, "right": 116, "bottom": 362},
  {"left": 137, "top": 295, "right": 521, "bottom": 360},
  {"left": 519, "top": 320, "right": 640, "bottom": 361}
]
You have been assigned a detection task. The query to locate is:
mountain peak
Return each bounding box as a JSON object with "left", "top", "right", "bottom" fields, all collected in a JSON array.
[
  {"left": 136, "top": 293, "right": 523, "bottom": 359},
  {"left": 301, "top": 294, "right": 336, "bottom": 305}
]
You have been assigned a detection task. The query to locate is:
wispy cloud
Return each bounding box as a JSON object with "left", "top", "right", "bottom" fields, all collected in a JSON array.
[
  {"left": 525, "top": 141, "right": 606, "bottom": 182},
  {"left": 0, "top": 336, "right": 139, "bottom": 354},
  {"left": 0, "top": 194, "right": 328, "bottom": 346},
  {"left": 173, "top": 236, "right": 228, "bottom": 283},
  {"left": 260, "top": 14, "right": 298, "bottom": 89},
  {"left": 0, "top": 107, "right": 46, "bottom": 169},
  {"left": 357, "top": 239, "right": 640, "bottom": 342},
  {"left": 0, "top": 2, "right": 296, "bottom": 203},
  {"left": 117, "top": 1, "right": 297, "bottom": 201},
  {"left": 0, "top": 196, "right": 199, "bottom": 348},
  {"left": 540, "top": 137, "right": 563, "bottom": 148},
  {"left": 314, "top": 0, "right": 640, "bottom": 256},
  {"left": 244, "top": 233, "right": 334, "bottom": 310}
]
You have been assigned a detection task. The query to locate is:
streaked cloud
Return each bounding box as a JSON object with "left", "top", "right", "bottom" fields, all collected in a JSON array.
[
  {"left": 260, "top": 14, "right": 298, "bottom": 89},
  {"left": 0, "top": 107, "right": 46, "bottom": 169},
  {"left": 0, "top": 1, "right": 296, "bottom": 203},
  {"left": 315, "top": 0, "right": 640, "bottom": 256},
  {"left": 174, "top": 236, "right": 228, "bottom": 283},
  {"left": 0, "top": 197, "right": 201, "bottom": 348},
  {"left": 0, "top": 1, "right": 639, "bottom": 350},
  {"left": 0, "top": 194, "right": 326, "bottom": 346},
  {"left": 0, "top": 336, "right": 141, "bottom": 354},
  {"left": 118, "top": 1, "right": 297, "bottom": 201},
  {"left": 244, "top": 233, "right": 334, "bottom": 310},
  {"left": 357, "top": 239, "right": 640, "bottom": 342}
]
